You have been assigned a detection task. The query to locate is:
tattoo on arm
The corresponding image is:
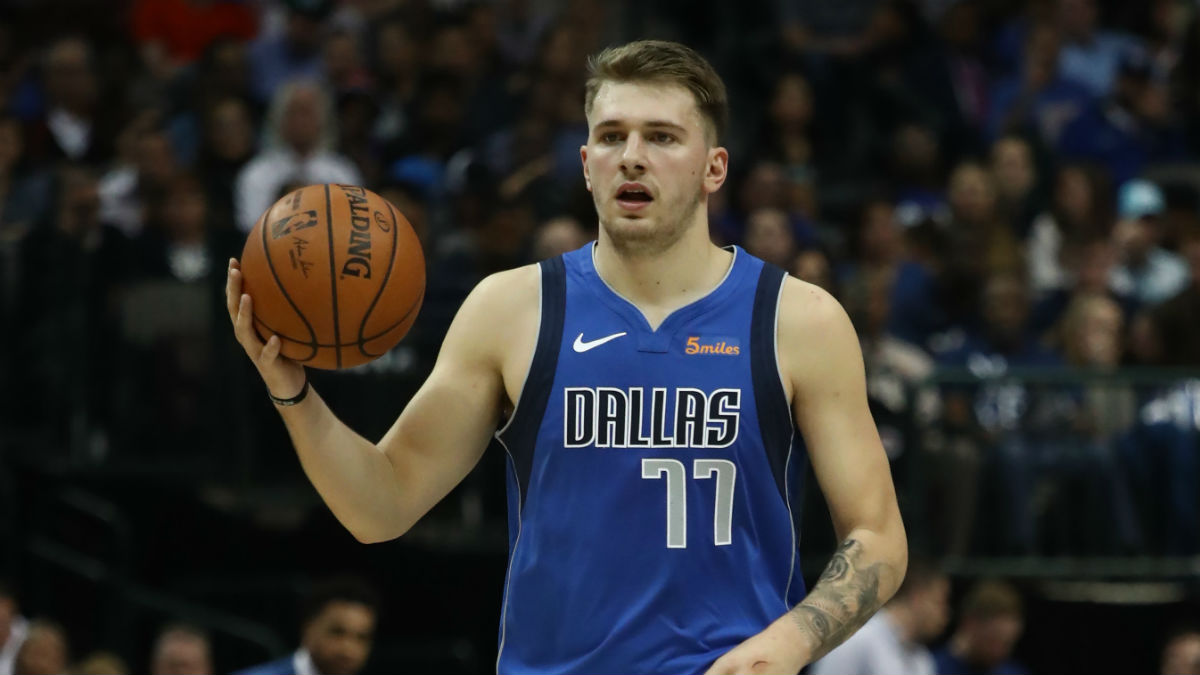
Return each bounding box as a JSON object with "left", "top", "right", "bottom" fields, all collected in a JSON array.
[{"left": 789, "top": 538, "right": 893, "bottom": 662}]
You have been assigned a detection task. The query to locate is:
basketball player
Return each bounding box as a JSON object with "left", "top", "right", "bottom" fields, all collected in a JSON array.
[{"left": 226, "top": 40, "right": 907, "bottom": 674}]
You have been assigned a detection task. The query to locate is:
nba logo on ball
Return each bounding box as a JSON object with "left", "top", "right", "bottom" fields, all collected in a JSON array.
[{"left": 240, "top": 184, "right": 426, "bottom": 370}]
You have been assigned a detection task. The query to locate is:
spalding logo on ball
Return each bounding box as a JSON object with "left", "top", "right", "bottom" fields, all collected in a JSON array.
[{"left": 240, "top": 184, "right": 425, "bottom": 369}]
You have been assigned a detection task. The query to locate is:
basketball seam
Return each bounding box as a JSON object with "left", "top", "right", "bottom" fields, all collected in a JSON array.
[
  {"left": 258, "top": 207, "right": 320, "bottom": 361},
  {"left": 254, "top": 289, "right": 422, "bottom": 347},
  {"left": 354, "top": 287, "right": 424, "bottom": 357},
  {"left": 325, "top": 184, "right": 342, "bottom": 368},
  {"left": 356, "top": 201, "right": 401, "bottom": 357}
]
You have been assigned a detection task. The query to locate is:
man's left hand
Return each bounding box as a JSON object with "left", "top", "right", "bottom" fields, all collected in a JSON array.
[{"left": 703, "top": 619, "right": 810, "bottom": 675}]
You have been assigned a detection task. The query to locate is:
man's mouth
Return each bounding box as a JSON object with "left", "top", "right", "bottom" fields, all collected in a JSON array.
[{"left": 616, "top": 185, "right": 654, "bottom": 210}]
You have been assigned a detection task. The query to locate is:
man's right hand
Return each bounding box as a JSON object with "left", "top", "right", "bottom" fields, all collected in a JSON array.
[{"left": 225, "top": 257, "right": 307, "bottom": 400}]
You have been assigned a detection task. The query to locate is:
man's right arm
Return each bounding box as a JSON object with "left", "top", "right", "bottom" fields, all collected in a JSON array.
[{"left": 227, "top": 259, "right": 536, "bottom": 543}]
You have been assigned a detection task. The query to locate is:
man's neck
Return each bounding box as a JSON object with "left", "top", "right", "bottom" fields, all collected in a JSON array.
[{"left": 592, "top": 221, "right": 731, "bottom": 330}]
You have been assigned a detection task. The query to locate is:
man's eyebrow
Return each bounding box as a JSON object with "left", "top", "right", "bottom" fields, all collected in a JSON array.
[{"left": 593, "top": 119, "right": 689, "bottom": 133}]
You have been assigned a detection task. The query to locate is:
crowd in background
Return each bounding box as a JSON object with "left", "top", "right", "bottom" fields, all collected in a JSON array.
[{"left": 1, "top": 0, "right": 1200, "bottom": 673}]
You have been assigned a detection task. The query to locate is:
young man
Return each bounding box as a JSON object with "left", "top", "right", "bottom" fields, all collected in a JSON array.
[
  {"left": 232, "top": 577, "right": 378, "bottom": 675},
  {"left": 226, "top": 40, "right": 907, "bottom": 674}
]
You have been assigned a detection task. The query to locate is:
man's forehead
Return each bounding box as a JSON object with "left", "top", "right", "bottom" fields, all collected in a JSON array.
[{"left": 589, "top": 80, "right": 702, "bottom": 128}]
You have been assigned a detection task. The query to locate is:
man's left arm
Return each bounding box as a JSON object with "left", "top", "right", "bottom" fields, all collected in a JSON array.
[{"left": 706, "top": 280, "right": 908, "bottom": 675}]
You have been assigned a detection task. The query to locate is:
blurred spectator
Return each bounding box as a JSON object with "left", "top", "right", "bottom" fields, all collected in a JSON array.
[
  {"left": 73, "top": 651, "right": 129, "bottom": 675},
  {"left": 989, "top": 135, "right": 1042, "bottom": 237},
  {"left": 754, "top": 72, "right": 831, "bottom": 186},
  {"left": 811, "top": 559, "right": 950, "bottom": 675},
  {"left": 743, "top": 207, "right": 797, "bottom": 268},
  {"left": 776, "top": 0, "right": 883, "bottom": 58},
  {"left": 137, "top": 172, "right": 240, "bottom": 283},
  {"left": 1109, "top": 179, "right": 1188, "bottom": 305},
  {"left": 0, "top": 112, "right": 52, "bottom": 240},
  {"left": 889, "top": 123, "right": 949, "bottom": 224},
  {"left": 150, "top": 623, "right": 213, "bottom": 675},
  {"left": 845, "top": 267, "right": 935, "bottom": 461},
  {"left": 164, "top": 37, "right": 258, "bottom": 166},
  {"left": 0, "top": 581, "right": 27, "bottom": 675},
  {"left": 371, "top": 19, "right": 421, "bottom": 153},
  {"left": 321, "top": 30, "right": 371, "bottom": 95},
  {"left": 933, "top": 579, "right": 1028, "bottom": 675},
  {"left": 235, "top": 79, "right": 362, "bottom": 231},
  {"left": 986, "top": 21, "right": 1092, "bottom": 145},
  {"left": 495, "top": 0, "right": 556, "bottom": 66},
  {"left": 1055, "top": 291, "right": 1145, "bottom": 551},
  {"left": 1152, "top": 226, "right": 1200, "bottom": 367},
  {"left": 1060, "top": 292, "right": 1125, "bottom": 371},
  {"left": 375, "top": 181, "right": 430, "bottom": 246},
  {"left": 99, "top": 120, "right": 179, "bottom": 237},
  {"left": 1055, "top": 0, "right": 1145, "bottom": 97},
  {"left": 531, "top": 215, "right": 588, "bottom": 260},
  {"left": 1161, "top": 625, "right": 1200, "bottom": 675},
  {"left": 940, "top": 161, "right": 1023, "bottom": 332},
  {"left": 724, "top": 161, "right": 817, "bottom": 248},
  {"left": 248, "top": 0, "right": 332, "bottom": 103},
  {"left": 130, "top": 0, "right": 257, "bottom": 83},
  {"left": 1057, "top": 50, "right": 1188, "bottom": 185},
  {"left": 12, "top": 620, "right": 68, "bottom": 675},
  {"left": 934, "top": 272, "right": 1070, "bottom": 554},
  {"left": 13, "top": 164, "right": 132, "bottom": 448},
  {"left": 791, "top": 245, "right": 836, "bottom": 295},
  {"left": 232, "top": 576, "right": 378, "bottom": 675},
  {"left": 197, "top": 97, "right": 257, "bottom": 228},
  {"left": 895, "top": 0, "right": 992, "bottom": 162},
  {"left": 1026, "top": 163, "right": 1112, "bottom": 297},
  {"left": 24, "top": 36, "right": 122, "bottom": 167}
]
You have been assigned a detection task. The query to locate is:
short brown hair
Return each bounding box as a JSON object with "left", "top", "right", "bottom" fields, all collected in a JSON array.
[
  {"left": 585, "top": 40, "right": 729, "bottom": 145},
  {"left": 961, "top": 580, "right": 1023, "bottom": 620}
]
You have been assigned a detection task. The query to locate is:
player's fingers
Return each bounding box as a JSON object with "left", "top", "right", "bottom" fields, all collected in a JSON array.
[
  {"left": 260, "top": 334, "right": 282, "bottom": 365},
  {"left": 233, "top": 293, "right": 264, "bottom": 358},
  {"left": 225, "top": 259, "right": 241, "bottom": 321}
]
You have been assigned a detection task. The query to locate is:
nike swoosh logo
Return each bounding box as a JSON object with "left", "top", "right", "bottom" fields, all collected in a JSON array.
[{"left": 573, "top": 331, "right": 627, "bottom": 353}]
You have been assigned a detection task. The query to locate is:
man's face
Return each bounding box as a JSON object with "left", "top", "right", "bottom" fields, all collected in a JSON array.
[
  {"left": 913, "top": 577, "right": 951, "bottom": 642},
  {"left": 15, "top": 627, "right": 67, "bottom": 675},
  {"left": 581, "top": 81, "right": 727, "bottom": 254},
  {"left": 966, "top": 615, "right": 1024, "bottom": 667},
  {"left": 1162, "top": 633, "right": 1200, "bottom": 675},
  {"left": 302, "top": 601, "right": 376, "bottom": 675},
  {"left": 984, "top": 276, "right": 1030, "bottom": 344},
  {"left": 45, "top": 39, "right": 96, "bottom": 113},
  {"left": 152, "top": 634, "right": 213, "bottom": 675},
  {"left": 283, "top": 87, "right": 324, "bottom": 154}
]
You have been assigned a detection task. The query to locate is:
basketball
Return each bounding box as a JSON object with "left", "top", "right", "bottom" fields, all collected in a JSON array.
[{"left": 239, "top": 184, "right": 425, "bottom": 370}]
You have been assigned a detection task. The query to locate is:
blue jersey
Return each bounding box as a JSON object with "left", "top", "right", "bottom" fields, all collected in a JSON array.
[{"left": 495, "top": 244, "right": 808, "bottom": 675}]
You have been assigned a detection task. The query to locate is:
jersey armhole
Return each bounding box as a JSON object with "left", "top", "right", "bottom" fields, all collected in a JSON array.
[
  {"left": 750, "top": 263, "right": 793, "bottom": 499},
  {"left": 495, "top": 255, "right": 566, "bottom": 500}
]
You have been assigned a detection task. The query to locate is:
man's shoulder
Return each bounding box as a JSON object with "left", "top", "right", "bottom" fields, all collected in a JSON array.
[
  {"left": 778, "top": 275, "right": 847, "bottom": 330},
  {"left": 471, "top": 263, "right": 542, "bottom": 308},
  {"left": 230, "top": 655, "right": 295, "bottom": 675},
  {"left": 447, "top": 263, "right": 542, "bottom": 357}
]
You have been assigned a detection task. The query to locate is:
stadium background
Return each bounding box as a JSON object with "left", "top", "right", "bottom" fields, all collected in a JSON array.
[{"left": 1, "top": 0, "right": 1200, "bottom": 672}]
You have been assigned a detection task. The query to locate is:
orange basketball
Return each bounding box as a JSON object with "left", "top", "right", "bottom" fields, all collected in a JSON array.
[{"left": 239, "top": 184, "right": 425, "bottom": 370}]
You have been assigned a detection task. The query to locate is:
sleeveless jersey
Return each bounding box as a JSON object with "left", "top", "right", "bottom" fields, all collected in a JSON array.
[{"left": 495, "top": 243, "right": 808, "bottom": 675}]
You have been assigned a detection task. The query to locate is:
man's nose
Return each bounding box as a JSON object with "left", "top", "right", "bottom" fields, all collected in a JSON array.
[{"left": 620, "top": 132, "right": 647, "bottom": 173}]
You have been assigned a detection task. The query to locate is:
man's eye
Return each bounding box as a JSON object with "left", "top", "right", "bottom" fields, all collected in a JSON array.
[
  {"left": 653, "top": 132, "right": 675, "bottom": 143},
  {"left": 601, "top": 132, "right": 622, "bottom": 143}
]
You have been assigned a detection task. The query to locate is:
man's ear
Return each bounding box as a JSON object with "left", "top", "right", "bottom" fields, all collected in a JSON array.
[
  {"left": 704, "top": 146, "right": 729, "bottom": 194},
  {"left": 580, "top": 145, "right": 591, "bottom": 192}
]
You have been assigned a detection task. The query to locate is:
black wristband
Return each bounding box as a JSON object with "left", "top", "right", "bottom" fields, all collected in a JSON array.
[{"left": 269, "top": 376, "right": 310, "bottom": 406}]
